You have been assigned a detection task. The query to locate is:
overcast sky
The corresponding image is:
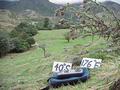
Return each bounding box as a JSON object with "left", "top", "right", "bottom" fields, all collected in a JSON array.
[
  {"left": 0, "top": 0, "right": 19, "bottom": 1},
  {"left": 0, "top": 0, "right": 120, "bottom": 4},
  {"left": 49, "top": 0, "right": 120, "bottom": 4}
]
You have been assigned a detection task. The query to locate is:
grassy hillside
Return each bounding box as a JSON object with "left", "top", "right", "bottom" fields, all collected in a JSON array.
[
  {"left": 0, "top": 29, "right": 120, "bottom": 90},
  {"left": 0, "top": 10, "right": 18, "bottom": 31}
]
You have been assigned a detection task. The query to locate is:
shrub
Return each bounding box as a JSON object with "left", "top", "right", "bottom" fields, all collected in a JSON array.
[
  {"left": 39, "top": 44, "right": 46, "bottom": 57},
  {"left": 0, "top": 31, "right": 11, "bottom": 57},
  {"left": 54, "top": 24, "right": 70, "bottom": 29},
  {"left": 11, "top": 37, "right": 30, "bottom": 53},
  {"left": 18, "top": 32, "right": 35, "bottom": 46},
  {"left": 10, "top": 30, "right": 35, "bottom": 47},
  {"left": 26, "top": 37, "right": 35, "bottom": 46},
  {"left": 15, "top": 22, "right": 38, "bottom": 36},
  {"left": 9, "top": 30, "right": 20, "bottom": 38},
  {"left": 36, "top": 18, "right": 53, "bottom": 30},
  {"left": 10, "top": 30, "right": 30, "bottom": 39},
  {"left": 43, "top": 18, "right": 49, "bottom": 28},
  {"left": 0, "top": 22, "right": 37, "bottom": 56},
  {"left": 64, "top": 32, "right": 71, "bottom": 43}
]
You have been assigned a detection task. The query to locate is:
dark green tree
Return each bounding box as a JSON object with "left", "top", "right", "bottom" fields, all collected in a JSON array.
[
  {"left": 43, "top": 18, "right": 49, "bottom": 28},
  {"left": 0, "top": 31, "right": 10, "bottom": 57},
  {"left": 15, "top": 22, "right": 38, "bottom": 36},
  {"left": 26, "top": 37, "right": 35, "bottom": 46},
  {"left": 11, "top": 37, "right": 30, "bottom": 53},
  {"left": 10, "top": 30, "right": 35, "bottom": 52}
]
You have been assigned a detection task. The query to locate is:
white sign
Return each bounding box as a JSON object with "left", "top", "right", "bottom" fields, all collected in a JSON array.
[
  {"left": 80, "top": 58, "right": 102, "bottom": 68},
  {"left": 52, "top": 62, "right": 72, "bottom": 73}
]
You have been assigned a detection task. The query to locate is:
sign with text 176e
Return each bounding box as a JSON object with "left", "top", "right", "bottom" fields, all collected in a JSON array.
[
  {"left": 52, "top": 62, "right": 72, "bottom": 73},
  {"left": 80, "top": 58, "right": 102, "bottom": 68}
]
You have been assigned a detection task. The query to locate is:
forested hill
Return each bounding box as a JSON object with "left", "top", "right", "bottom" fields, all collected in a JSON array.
[
  {"left": 0, "top": 0, "right": 59, "bottom": 16},
  {"left": 0, "top": 0, "right": 120, "bottom": 16},
  {"left": 103, "top": 1, "right": 120, "bottom": 14}
]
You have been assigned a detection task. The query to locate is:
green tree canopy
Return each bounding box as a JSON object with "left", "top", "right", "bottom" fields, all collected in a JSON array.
[{"left": 15, "top": 22, "right": 38, "bottom": 36}]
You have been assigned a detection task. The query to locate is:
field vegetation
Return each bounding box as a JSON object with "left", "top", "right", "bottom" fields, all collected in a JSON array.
[
  {"left": 0, "top": 29, "right": 120, "bottom": 90},
  {"left": 0, "top": 0, "right": 120, "bottom": 90}
]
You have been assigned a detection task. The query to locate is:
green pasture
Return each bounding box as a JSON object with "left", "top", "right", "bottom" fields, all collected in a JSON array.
[{"left": 0, "top": 29, "right": 119, "bottom": 90}]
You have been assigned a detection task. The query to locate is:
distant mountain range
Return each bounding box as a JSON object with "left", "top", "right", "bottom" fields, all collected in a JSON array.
[
  {"left": 103, "top": 1, "right": 120, "bottom": 14},
  {"left": 0, "top": 0, "right": 59, "bottom": 16},
  {"left": 0, "top": 0, "right": 120, "bottom": 30},
  {"left": 0, "top": 1, "right": 120, "bottom": 21},
  {"left": 0, "top": 0, "right": 120, "bottom": 16}
]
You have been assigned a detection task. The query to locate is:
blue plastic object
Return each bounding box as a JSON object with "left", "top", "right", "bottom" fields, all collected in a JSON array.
[{"left": 48, "top": 68, "right": 90, "bottom": 87}]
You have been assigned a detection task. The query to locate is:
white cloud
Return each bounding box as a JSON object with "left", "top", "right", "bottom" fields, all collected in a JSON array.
[
  {"left": 49, "top": 0, "right": 120, "bottom": 5},
  {"left": 49, "top": 0, "right": 83, "bottom": 5},
  {"left": 95, "top": 0, "right": 120, "bottom": 4}
]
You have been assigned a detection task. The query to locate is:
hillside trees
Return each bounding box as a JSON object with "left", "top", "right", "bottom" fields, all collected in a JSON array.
[
  {"left": 36, "top": 17, "right": 69, "bottom": 30},
  {"left": 36, "top": 18, "right": 52, "bottom": 30},
  {"left": 10, "top": 22, "right": 37, "bottom": 53},
  {"left": 0, "top": 22, "right": 38, "bottom": 57},
  {"left": 11, "top": 37, "right": 30, "bottom": 53},
  {"left": 15, "top": 22, "right": 38, "bottom": 36},
  {"left": 43, "top": 18, "right": 49, "bottom": 28}
]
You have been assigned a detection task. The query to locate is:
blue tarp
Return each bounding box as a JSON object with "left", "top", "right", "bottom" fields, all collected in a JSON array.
[{"left": 48, "top": 68, "right": 90, "bottom": 87}]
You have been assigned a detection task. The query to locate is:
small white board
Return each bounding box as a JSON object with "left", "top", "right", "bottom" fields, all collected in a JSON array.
[
  {"left": 52, "top": 62, "right": 72, "bottom": 73},
  {"left": 80, "top": 58, "right": 102, "bottom": 68}
]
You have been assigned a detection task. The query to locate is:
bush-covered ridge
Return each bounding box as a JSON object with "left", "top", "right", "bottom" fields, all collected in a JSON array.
[{"left": 0, "top": 22, "right": 37, "bottom": 57}]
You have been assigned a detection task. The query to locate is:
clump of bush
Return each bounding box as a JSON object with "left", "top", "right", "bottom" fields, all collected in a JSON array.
[
  {"left": 64, "top": 32, "right": 71, "bottom": 43},
  {"left": 36, "top": 18, "right": 53, "bottom": 30},
  {"left": 0, "top": 22, "right": 37, "bottom": 57},
  {"left": 10, "top": 22, "right": 37, "bottom": 53},
  {"left": 54, "top": 23, "right": 70, "bottom": 29},
  {"left": 26, "top": 37, "right": 35, "bottom": 46},
  {"left": 11, "top": 37, "right": 30, "bottom": 53},
  {"left": 10, "top": 30, "right": 35, "bottom": 46},
  {"left": 0, "top": 31, "right": 11, "bottom": 57},
  {"left": 15, "top": 22, "right": 37, "bottom": 36}
]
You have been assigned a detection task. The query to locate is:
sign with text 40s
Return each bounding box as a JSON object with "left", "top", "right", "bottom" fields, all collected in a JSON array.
[
  {"left": 52, "top": 62, "right": 72, "bottom": 73},
  {"left": 80, "top": 58, "right": 102, "bottom": 68}
]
